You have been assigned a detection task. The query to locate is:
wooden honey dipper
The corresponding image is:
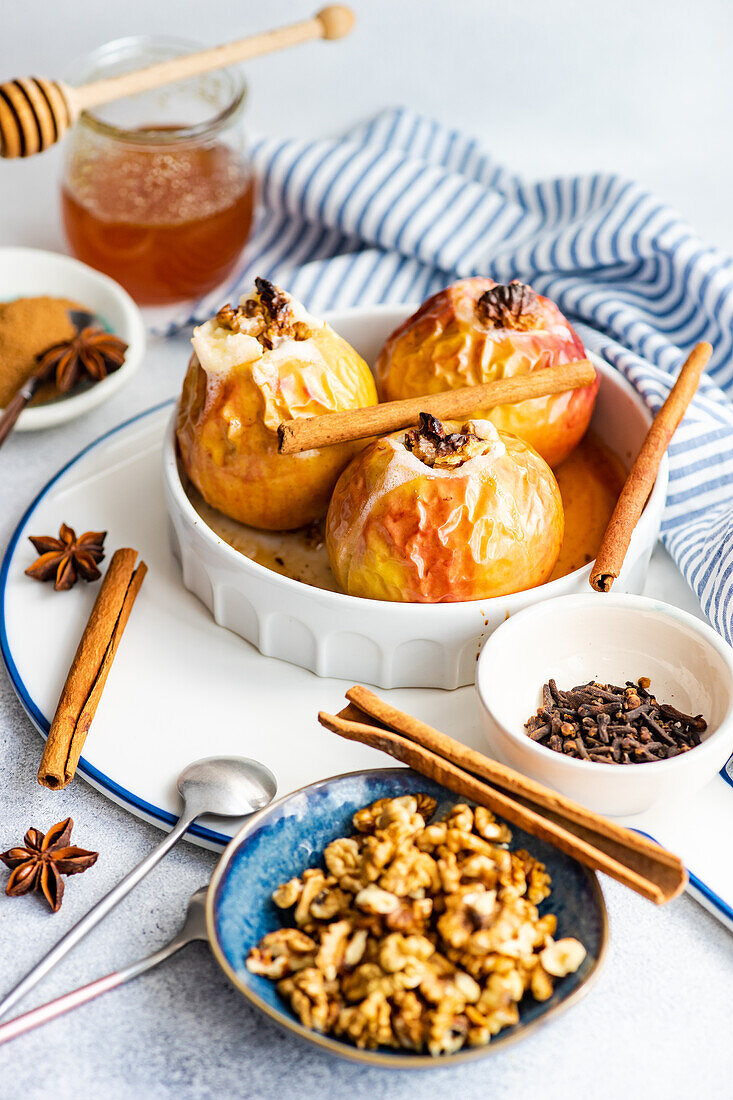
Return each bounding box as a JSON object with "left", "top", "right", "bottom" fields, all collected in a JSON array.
[{"left": 0, "top": 6, "right": 355, "bottom": 158}]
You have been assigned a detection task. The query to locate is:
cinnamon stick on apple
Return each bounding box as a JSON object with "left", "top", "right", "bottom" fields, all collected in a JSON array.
[
  {"left": 278, "top": 359, "right": 596, "bottom": 454},
  {"left": 37, "top": 548, "right": 147, "bottom": 790}
]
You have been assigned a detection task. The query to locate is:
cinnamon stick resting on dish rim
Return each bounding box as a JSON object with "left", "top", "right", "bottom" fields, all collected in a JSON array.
[
  {"left": 590, "top": 342, "right": 711, "bottom": 593},
  {"left": 37, "top": 548, "right": 146, "bottom": 790},
  {"left": 278, "top": 359, "right": 596, "bottom": 454},
  {"left": 318, "top": 686, "right": 686, "bottom": 905}
]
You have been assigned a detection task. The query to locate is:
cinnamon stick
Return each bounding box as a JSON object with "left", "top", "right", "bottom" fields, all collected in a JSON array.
[
  {"left": 38, "top": 548, "right": 147, "bottom": 790},
  {"left": 318, "top": 693, "right": 687, "bottom": 904},
  {"left": 590, "top": 342, "right": 711, "bottom": 593},
  {"left": 344, "top": 686, "right": 685, "bottom": 897},
  {"left": 278, "top": 360, "right": 596, "bottom": 454}
]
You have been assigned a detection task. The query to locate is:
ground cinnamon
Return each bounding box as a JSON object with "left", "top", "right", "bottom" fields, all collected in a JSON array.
[
  {"left": 37, "top": 548, "right": 147, "bottom": 790},
  {"left": 0, "top": 296, "right": 80, "bottom": 407},
  {"left": 590, "top": 342, "right": 711, "bottom": 593}
]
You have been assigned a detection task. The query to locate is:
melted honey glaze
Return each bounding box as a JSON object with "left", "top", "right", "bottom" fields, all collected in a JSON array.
[{"left": 550, "top": 433, "right": 626, "bottom": 581}]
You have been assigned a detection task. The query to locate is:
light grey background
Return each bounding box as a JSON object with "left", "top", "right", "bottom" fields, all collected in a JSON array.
[{"left": 1, "top": 2, "right": 732, "bottom": 1097}]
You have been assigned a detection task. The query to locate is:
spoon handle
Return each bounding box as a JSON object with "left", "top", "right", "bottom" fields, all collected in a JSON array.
[
  {"left": 0, "top": 377, "right": 40, "bottom": 449},
  {"left": 0, "top": 811, "right": 194, "bottom": 1020},
  {"left": 0, "top": 930, "right": 191, "bottom": 1045}
]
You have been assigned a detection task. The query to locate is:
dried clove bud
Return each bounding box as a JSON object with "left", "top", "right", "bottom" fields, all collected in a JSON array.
[{"left": 524, "top": 677, "right": 706, "bottom": 765}]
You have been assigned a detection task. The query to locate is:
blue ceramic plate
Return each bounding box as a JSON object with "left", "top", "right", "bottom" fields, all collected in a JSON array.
[{"left": 206, "top": 768, "right": 608, "bottom": 1068}]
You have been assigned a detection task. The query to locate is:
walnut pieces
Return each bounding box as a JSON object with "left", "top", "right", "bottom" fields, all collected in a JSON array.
[
  {"left": 215, "top": 278, "right": 312, "bottom": 351},
  {"left": 246, "top": 795, "right": 586, "bottom": 1056},
  {"left": 474, "top": 282, "right": 540, "bottom": 331},
  {"left": 403, "top": 412, "right": 486, "bottom": 470}
]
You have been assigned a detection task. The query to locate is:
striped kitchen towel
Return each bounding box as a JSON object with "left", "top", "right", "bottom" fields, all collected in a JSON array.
[{"left": 172, "top": 106, "right": 733, "bottom": 643}]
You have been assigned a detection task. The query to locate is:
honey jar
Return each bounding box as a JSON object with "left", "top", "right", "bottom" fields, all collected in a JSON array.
[{"left": 61, "top": 37, "right": 255, "bottom": 305}]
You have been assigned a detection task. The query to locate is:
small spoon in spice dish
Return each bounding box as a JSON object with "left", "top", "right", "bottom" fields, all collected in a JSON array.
[
  {"left": 0, "top": 756, "right": 277, "bottom": 1020},
  {"left": 0, "top": 887, "right": 210, "bottom": 1046}
]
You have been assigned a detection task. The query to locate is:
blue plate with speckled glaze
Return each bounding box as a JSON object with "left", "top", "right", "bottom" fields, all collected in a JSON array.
[{"left": 206, "top": 768, "right": 608, "bottom": 1068}]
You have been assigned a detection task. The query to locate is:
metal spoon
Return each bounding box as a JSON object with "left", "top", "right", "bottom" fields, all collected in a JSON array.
[
  {"left": 0, "top": 756, "right": 276, "bottom": 1019},
  {"left": 0, "top": 887, "right": 210, "bottom": 1045}
]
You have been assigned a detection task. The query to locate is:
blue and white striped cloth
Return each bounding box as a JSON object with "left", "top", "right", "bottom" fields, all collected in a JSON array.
[{"left": 172, "top": 107, "right": 733, "bottom": 642}]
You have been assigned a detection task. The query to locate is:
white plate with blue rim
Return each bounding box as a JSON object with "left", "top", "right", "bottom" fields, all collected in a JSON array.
[{"left": 1, "top": 331, "right": 732, "bottom": 931}]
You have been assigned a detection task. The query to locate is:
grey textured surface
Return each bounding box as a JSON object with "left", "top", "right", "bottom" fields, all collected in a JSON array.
[
  {"left": 2, "top": 1, "right": 733, "bottom": 1095},
  {"left": 1, "top": 350, "right": 732, "bottom": 1100}
]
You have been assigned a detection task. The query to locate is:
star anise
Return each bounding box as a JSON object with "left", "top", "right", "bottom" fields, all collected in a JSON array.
[
  {"left": 25, "top": 523, "right": 106, "bottom": 591},
  {"left": 36, "top": 326, "right": 127, "bottom": 394},
  {"left": 0, "top": 818, "right": 98, "bottom": 913}
]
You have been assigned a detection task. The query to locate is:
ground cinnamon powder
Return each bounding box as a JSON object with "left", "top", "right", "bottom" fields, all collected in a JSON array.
[{"left": 0, "top": 296, "right": 80, "bottom": 407}]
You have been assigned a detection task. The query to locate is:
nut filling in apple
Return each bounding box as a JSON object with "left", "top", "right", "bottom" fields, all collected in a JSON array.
[
  {"left": 474, "top": 281, "right": 540, "bottom": 331},
  {"left": 404, "top": 412, "right": 491, "bottom": 469},
  {"left": 215, "top": 277, "right": 313, "bottom": 350}
]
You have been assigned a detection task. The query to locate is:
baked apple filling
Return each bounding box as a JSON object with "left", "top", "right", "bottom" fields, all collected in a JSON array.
[
  {"left": 215, "top": 277, "right": 313, "bottom": 351},
  {"left": 404, "top": 412, "right": 490, "bottom": 469}
]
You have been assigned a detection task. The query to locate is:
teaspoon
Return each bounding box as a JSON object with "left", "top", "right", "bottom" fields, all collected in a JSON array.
[
  {"left": 0, "top": 887, "right": 210, "bottom": 1045},
  {"left": 0, "top": 755, "right": 276, "bottom": 1019}
]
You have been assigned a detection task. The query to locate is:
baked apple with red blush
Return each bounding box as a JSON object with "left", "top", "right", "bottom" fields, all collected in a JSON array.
[
  {"left": 326, "top": 413, "right": 564, "bottom": 603},
  {"left": 177, "top": 278, "right": 378, "bottom": 530},
  {"left": 376, "top": 278, "right": 598, "bottom": 467}
]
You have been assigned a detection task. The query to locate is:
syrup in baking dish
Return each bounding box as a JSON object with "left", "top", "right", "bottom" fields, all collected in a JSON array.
[
  {"left": 187, "top": 434, "right": 626, "bottom": 595},
  {"left": 62, "top": 131, "right": 255, "bottom": 305}
]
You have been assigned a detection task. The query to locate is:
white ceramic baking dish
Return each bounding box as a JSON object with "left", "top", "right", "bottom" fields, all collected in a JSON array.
[{"left": 162, "top": 305, "right": 668, "bottom": 689}]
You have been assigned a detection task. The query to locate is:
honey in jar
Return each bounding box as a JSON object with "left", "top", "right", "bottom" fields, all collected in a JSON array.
[{"left": 60, "top": 37, "right": 254, "bottom": 305}]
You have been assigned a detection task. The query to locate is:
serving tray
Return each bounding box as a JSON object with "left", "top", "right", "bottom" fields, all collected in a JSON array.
[{"left": 2, "top": 402, "right": 732, "bottom": 931}]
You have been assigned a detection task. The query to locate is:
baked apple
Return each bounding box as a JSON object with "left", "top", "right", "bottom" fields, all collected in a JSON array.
[
  {"left": 177, "top": 278, "right": 378, "bottom": 530},
  {"left": 326, "top": 413, "right": 564, "bottom": 602},
  {"left": 376, "top": 278, "right": 598, "bottom": 467}
]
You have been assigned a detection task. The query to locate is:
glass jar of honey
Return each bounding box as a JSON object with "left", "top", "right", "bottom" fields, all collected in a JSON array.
[{"left": 61, "top": 37, "right": 255, "bottom": 305}]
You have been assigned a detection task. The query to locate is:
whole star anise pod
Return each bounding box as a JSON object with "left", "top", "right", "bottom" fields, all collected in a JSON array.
[
  {"left": 0, "top": 818, "right": 98, "bottom": 913},
  {"left": 36, "top": 326, "right": 127, "bottom": 394},
  {"left": 25, "top": 523, "right": 106, "bottom": 591}
]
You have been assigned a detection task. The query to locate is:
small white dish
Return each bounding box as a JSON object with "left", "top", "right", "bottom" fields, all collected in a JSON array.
[
  {"left": 476, "top": 593, "right": 733, "bottom": 816},
  {"left": 163, "top": 305, "right": 668, "bottom": 690},
  {"left": 0, "top": 247, "right": 146, "bottom": 430}
]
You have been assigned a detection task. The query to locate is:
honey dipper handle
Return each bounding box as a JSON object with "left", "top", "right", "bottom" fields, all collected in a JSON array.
[
  {"left": 71, "top": 7, "right": 355, "bottom": 115},
  {"left": 1, "top": 8, "right": 354, "bottom": 158}
]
